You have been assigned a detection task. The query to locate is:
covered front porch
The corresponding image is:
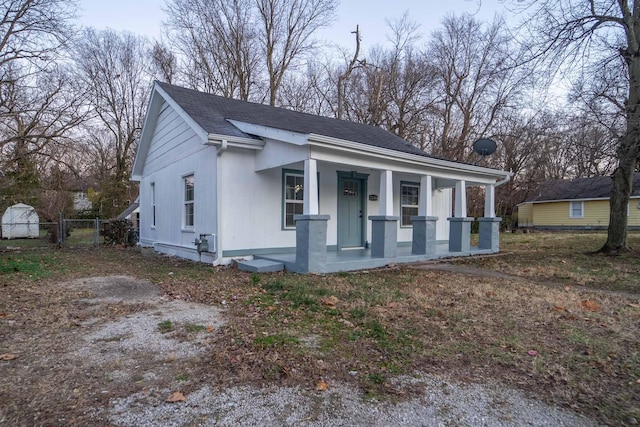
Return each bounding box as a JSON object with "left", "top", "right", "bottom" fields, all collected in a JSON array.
[{"left": 261, "top": 154, "right": 504, "bottom": 273}]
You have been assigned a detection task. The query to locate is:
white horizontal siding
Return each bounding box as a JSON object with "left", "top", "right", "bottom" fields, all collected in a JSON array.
[{"left": 138, "top": 100, "right": 218, "bottom": 253}]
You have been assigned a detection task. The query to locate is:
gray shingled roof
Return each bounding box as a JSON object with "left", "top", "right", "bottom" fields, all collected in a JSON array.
[
  {"left": 157, "top": 82, "right": 430, "bottom": 157},
  {"left": 525, "top": 175, "right": 640, "bottom": 202}
]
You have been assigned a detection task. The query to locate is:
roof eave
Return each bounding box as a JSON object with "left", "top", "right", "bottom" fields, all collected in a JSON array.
[{"left": 308, "top": 133, "right": 511, "bottom": 181}]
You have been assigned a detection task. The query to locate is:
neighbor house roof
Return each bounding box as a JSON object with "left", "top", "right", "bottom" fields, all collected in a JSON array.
[
  {"left": 156, "top": 81, "right": 430, "bottom": 158},
  {"left": 524, "top": 174, "right": 640, "bottom": 203}
]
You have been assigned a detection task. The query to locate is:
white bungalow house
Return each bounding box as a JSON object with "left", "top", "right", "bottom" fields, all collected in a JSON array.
[{"left": 131, "top": 82, "right": 510, "bottom": 273}]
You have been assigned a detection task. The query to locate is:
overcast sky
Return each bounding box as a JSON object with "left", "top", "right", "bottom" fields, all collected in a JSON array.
[{"left": 76, "top": 0, "right": 515, "bottom": 51}]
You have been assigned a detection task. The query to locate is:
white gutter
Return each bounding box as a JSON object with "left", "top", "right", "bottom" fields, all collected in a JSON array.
[{"left": 495, "top": 173, "right": 511, "bottom": 187}]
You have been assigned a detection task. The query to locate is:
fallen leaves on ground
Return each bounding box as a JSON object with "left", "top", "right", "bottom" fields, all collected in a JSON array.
[
  {"left": 319, "top": 296, "right": 338, "bottom": 307},
  {"left": 580, "top": 300, "right": 601, "bottom": 312},
  {"left": 166, "top": 391, "right": 186, "bottom": 403},
  {"left": 0, "top": 353, "right": 18, "bottom": 360},
  {"left": 315, "top": 380, "right": 329, "bottom": 391}
]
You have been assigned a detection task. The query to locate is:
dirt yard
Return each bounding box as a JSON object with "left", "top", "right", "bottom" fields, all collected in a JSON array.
[{"left": 1, "top": 233, "right": 639, "bottom": 426}]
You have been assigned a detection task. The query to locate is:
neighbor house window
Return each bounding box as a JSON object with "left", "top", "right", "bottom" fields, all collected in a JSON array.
[
  {"left": 151, "top": 182, "right": 156, "bottom": 227},
  {"left": 184, "top": 175, "right": 194, "bottom": 228},
  {"left": 400, "top": 182, "right": 420, "bottom": 227},
  {"left": 283, "top": 171, "right": 304, "bottom": 229},
  {"left": 569, "top": 201, "right": 583, "bottom": 219}
]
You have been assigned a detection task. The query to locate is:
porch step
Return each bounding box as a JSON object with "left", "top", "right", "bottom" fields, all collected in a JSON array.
[{"left": 237, "top": 259, "right": 285, "bottom": 273}]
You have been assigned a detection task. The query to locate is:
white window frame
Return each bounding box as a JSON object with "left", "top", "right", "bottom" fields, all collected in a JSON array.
[
  {"left": 569, "top": 201, "right": 584, "bottom": 219},
  {"left": 183, "top": 175, "right": 195, "bottom": 229},
  {"left": 151, "top": 182, "right": 156, "bottom": 228},
  {"left": 400, "top": 182, "right": 420, "bottom": 227},
  {"left": 283, "top": 170, "right": 304, "bottom": 230}
]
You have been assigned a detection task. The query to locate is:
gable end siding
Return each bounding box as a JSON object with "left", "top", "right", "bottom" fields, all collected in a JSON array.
[
  {"left": 138, "top": 100, "right": 218, "bottom": 252},
  {"left": 144, "top": 101, "right": 206, "bottom": 174}
]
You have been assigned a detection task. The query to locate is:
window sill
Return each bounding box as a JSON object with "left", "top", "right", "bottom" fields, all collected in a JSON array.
[{"left": 181, "top": 228, "right": 195, "bottom": 233}]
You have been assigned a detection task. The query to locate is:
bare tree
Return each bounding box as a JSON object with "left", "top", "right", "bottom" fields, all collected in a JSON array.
[
  {"left": 150, "top": 39, "right": 176, "bottom": 84},
  {"left": 425, "top": 14, "right": 523, "bottom": 162},
  {"left": 515, "top": 0, "right": 640, "bottom": 252},
  {"left": 164, "top": 0, "right": 261, "bottom": 100},
  {"left": 0, "top": 0, "right": 80, "bottom": 162},
  {"left": 74, "top": 28, "right": 152, "bottom": 217},
  {"left": 336, "top": 26, "right": 362, "bottom": 120},
  {"left": 0, "top": 0, "right": 76, "bottom": 68},
  {"left": 256, "top": 0, "right": 338, "bottom": 106}
]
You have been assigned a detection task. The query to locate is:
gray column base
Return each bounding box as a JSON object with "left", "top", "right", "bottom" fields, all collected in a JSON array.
[
  {"left": 411, "top": 216, "right": 438, "bottom": 255},
  {"left": 447, "top": 217, "right": 473, "bottom": 252},
  {"left": 368, "top": 215, "right": 399, "bottom": 258},
  {"left": 294, "top": 214, "right": 330, "bottom": 273},
  {"left": 478, "top": 217, "right": 501, "bottom": 252}
]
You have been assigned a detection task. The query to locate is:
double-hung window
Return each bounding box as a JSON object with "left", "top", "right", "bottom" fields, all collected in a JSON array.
[
  {"left": 569, "top": 201, "right": 583, "bottom": 219},
  {"left": 283, "top": 171, "right": 304, "bottom": 229},
  {"left": 400, "top": 182, "right": 420, "bottom": 227},
  {"left": 184, "top": 175, "right": 195, "bottom": 228},
  {"left": 151, "top": 182, "right": 156, "bottom": 227}
]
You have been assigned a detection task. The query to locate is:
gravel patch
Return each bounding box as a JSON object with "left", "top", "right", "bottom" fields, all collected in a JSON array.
[
  {"left": 67, "top": 275, "right": 599, "bottom": 426},
  {"left": 75, "top": 300, "right": 224, "bottom": 362},
  {"left": 107, "top": 379, "right": 598, "bottom": 427}
]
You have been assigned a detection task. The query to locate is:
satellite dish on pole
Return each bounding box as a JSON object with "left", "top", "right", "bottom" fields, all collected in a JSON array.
[{"left": 472, "top": 138, "right": 497, "bottom": 157}]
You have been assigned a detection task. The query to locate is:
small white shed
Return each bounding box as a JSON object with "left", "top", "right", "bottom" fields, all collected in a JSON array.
[{"left": 2, "top": 203, "right": 40, "bottom": 239}]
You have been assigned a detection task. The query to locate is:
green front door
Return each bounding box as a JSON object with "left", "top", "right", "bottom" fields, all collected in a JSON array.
[{"left": 338, "top": 175, "right": 366, "bottom": 249}]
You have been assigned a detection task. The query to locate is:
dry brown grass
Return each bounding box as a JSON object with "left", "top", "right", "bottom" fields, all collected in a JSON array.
[{"left": 1, "top": 233, "right": 639, "bottom": 426}]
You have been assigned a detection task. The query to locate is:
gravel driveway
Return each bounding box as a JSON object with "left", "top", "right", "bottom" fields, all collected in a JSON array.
[{"left": 63, "top": 276, "right": 599, "bottom": 427}]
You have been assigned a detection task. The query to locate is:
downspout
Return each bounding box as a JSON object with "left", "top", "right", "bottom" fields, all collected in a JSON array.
[
  {"left": 212, "top": 143, "right": 225, "bottom": 265},
  {"left": 495, "top": 173, "right": 512, "bottom": 187}
]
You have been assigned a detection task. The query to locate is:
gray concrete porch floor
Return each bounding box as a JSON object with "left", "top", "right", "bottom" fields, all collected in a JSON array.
[{"left": 256, "top": 243, "right": 496, "bottom": 273}]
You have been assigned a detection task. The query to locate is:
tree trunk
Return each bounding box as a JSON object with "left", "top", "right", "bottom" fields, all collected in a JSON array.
[
  {"left": 600, "top": 165, "right": 633, "bottom": 253},
  {"left": 600, "top": 36, "right": 640, "bottom": 254}
]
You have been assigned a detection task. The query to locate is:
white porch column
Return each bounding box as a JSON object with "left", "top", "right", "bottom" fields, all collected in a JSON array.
[
  {"left": 412, "top": 175, "right": 438, "bottom": 257},
  {"left": 454, "top": 180, "right": 467, "bottom": 217},
  {"left": 484, "top": 184, "right": 496, "bottom": 218},
  {"left": 419, "top": 175, "right": 433, "bottom": 217},
  {"left": 379, "top": 170, "right": 393, "bottom": 216},
  {"left": 303, "top": 158, "right": 319, "bottom": 215}
]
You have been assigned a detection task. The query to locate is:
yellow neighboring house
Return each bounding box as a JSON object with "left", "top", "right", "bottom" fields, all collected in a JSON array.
[{"left": 517, "top": 175, "right": 640, "bottom": 229}]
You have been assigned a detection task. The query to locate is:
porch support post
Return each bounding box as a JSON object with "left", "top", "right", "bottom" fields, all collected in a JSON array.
[
  {"left": 419, "top": 175, "right": 433, "bottom": 217},
  {"left": 478, "top": 183, "right": 500, "bottom": 252},
  {"left": 454, "top": 180, "right": 467, "bottom": 217},
  {"left": 379, "top": 169, "right": 393, "bottom": 216},
  {"left": 484, "top": 184, "right": 495, "bottom": 218},
  {"left": 369, "top": 170, "right": 399, "bottom": 258},
  {"left": 293, "top": 159, "right": 327, "bottom": 273},
  {"left": 303, "top": 158, "right": 319, "bottom": 215},
  {"left": 294, "top": 214, "right": 330, "bottom": 273},
  {"left": 448, "top": 180, "right": 472, "bottom": 253},
  {"left": 412, "top": 175, "right": 437, "bottom": 256}
]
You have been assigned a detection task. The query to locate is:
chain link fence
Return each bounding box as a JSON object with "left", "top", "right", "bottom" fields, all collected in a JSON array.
[{"left": 0, "top": 217, "right": 138, "bottom": 250}]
